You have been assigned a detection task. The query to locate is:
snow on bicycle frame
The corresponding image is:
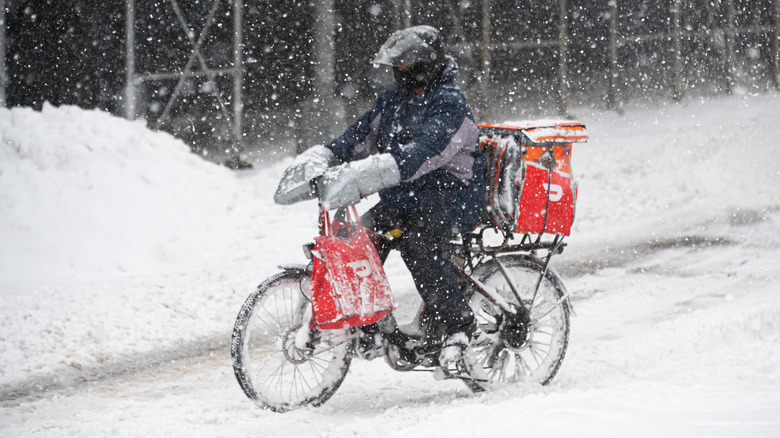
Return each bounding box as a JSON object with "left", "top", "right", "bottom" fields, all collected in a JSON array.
[{"left": 478, "top": 120, "right": 588, "bottom": 243}]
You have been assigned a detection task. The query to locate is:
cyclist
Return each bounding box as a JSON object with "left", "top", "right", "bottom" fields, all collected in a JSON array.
[{"left": 277, "top": 25, "right": 485, "bottom": 367}]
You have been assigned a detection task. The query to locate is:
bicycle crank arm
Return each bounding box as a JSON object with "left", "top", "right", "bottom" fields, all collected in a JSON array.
[{"left": 304, "top": 331, "right": 361, "bottom": 356}]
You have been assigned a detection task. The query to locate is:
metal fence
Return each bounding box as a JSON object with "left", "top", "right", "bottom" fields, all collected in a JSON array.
[
  {"left": 1, "top": 0, "right": 779, "bottom": 156},
  {"left": 118, "top": 0, "right": 780, "bottom": 132},
  {"left": 470, "top": 0, "right": 780, "bottom": 114},
  {"left": 124, "top": 0, "right": 244, "bottom": 153},
  {"left": 607, "top": 0, "right": 780, "bottom": 107}
]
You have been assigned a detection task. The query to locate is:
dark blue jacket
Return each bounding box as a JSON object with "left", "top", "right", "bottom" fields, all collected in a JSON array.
[{"left": 326, "top": 57, "right": 485, "bottom": 230}]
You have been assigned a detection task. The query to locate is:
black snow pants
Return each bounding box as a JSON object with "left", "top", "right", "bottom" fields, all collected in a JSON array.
[{"left": 361, "top": 203, "right": 475, "bottom": 336}]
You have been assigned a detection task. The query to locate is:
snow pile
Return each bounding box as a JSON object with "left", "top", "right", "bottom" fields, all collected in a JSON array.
[
  {"left": 0, "top": 104, "right": 295, "bottom": 387},
  {"left": 0, "top": 104, "right": 245, "bottom": 293}
]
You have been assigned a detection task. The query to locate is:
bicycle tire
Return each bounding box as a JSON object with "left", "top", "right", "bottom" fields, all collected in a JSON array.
[
  {"left": 460, "top": 254, "right": 570, "bottom": 391},
  {"left": 231, "top": 270, "right": 354, "bottom": 412}
]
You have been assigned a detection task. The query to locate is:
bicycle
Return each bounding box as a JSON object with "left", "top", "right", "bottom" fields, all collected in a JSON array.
[{"left": 231, "top": 120, "right": 585, "bottom": 412}]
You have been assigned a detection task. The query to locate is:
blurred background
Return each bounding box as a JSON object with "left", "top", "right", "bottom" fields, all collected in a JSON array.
[{"left": 1, "top": 0, "right": 778, "bottom": 165}]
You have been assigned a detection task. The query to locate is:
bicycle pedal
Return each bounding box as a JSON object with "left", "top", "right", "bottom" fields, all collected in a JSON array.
[
  {"left": 357, "top": 333, "right": 385, "bottom": 360},
  {"left": 432, "top": 365, "right": 462, "bottom": 381},
  {"left": 432, "top": 366, "right": 449, "bottom": 381}
]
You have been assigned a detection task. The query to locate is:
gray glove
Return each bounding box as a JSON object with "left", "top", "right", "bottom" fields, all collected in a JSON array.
[
  {"left": 274, "top": 145, "right": 337, "bottom": 205},
  {"left": 318, "top": 153, "right": 401, "bottom": 210}
]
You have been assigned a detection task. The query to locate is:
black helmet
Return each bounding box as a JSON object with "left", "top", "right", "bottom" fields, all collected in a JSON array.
[{"left": 373, "top": 25, "right": 446, "bottom": 95}]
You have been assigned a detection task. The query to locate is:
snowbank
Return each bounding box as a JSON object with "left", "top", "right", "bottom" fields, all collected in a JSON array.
[
  {"left": 0, "top": 104, "right": 304, "bottom": 386},
  {"left": 0, "top": 104, "right": 244, "bottom": 293}
]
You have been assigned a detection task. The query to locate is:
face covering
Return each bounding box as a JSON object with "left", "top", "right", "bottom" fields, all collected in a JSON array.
[{"left": 394, "top": 62, "right": 436, "bottom": 96}]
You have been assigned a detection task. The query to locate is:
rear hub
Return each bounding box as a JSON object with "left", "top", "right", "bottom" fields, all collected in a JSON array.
[{"left": 500, "top": 304, "right": 531, "bottom": 349}]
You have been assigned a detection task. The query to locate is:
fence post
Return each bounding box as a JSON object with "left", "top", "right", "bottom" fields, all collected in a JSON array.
[
  {"left": 125, "top": 0, "right": 136, "bottom": 120},
  {"left": 774, "top": 0, "right": 780, "bottom": 89},
  {"left": 557, "top": 0, "right": 569, "bottom": 116},
  {"left": 671, "top": 0, "right": 683, "bottom": 101},
  {"left": 607, "top": 0, "right": 618, "bottom": 110},
  {"left": 305, "top": 0, "right": 344, "bottom": 151},
  {"left": 480, "top": 0, "right": 491, "bottom": 95},
  {"left": 0, "top": 0, "right": 5, "bottom": 107},
  {"left": 232, "top": 0, "right": 243, "bottom": 151},
  {"left": 723, "top": 0, "right": 736, "bottom": 94},
  {"left": 391, "top": 0, "right": 412, "bottom": 30}
]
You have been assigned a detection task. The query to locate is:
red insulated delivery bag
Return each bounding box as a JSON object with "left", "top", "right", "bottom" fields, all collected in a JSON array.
[
  {"left": 310, "top": 206, "right": 394, "bottom": 329},
  {"left": 515, "top": 161, "right": 577, "bottom": 236},
  {"left": 478, "top": 120, "right": 587, "bottom": 236}
]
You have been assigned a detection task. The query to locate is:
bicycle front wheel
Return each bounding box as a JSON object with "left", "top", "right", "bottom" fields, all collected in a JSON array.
[
  {"left": 231, "top": 270, "right": 354, "bottom": 412},
  {"left": 460, "top": 254, "right": 570, "bottom": 391}
]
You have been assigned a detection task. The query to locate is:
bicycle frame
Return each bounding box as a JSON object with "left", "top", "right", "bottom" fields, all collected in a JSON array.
[
  {"left": 297, "top": 219, "right": 570, "bottom": 332},
  {"left": 230, "top": 212, "right": 574, "bottom": 413},
  {"left": 451, "top": 227, "right": 568, "bottom": 317}
]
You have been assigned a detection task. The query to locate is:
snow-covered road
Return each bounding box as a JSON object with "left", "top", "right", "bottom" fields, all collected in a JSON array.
[
  {"left": 3, "top": 229, "right": 778, "bottom": 437},
  {"left": 2, "top": 95, "right": 779, "bottom": 436}
]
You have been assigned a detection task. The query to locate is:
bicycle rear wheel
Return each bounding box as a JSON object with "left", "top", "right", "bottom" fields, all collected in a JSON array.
[
  {"left": 231, "top": 270, "right": 354, "bottom": 412},
  {"left": 460, "top": 254, "right": 570, "bottom": 391}
]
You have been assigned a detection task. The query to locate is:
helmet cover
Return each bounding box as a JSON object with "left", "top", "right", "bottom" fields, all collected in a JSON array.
[{"left": 372, "top": 25, "right": 443, "bottom": 68}]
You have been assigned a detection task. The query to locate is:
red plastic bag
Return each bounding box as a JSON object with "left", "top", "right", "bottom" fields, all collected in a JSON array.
[
  {"left": 310, "top": 206, "right": 394, "bottom": 329},
  {"left": 516, "top": 162, "right": 577, "bottom": 236}
]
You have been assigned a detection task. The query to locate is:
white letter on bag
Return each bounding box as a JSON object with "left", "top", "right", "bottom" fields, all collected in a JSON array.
[
  {"left": 543, "top": 183, "right": 564, "bottom": 202},
  {"left": 347, "top": 260, "right": 372, "bottom": 277}
]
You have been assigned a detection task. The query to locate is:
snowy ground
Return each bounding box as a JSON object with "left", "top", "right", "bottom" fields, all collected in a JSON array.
[{"left": 1, "top": 94, "right": 779, "bottom": 437}]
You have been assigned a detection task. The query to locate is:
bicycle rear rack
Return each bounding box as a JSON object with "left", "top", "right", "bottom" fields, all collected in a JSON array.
[
  {"left": 458, "top": 227, "right": 567, "bottom": 315},
  {"left": 462, "top": 227, "right": 566, "bottom": 259}
]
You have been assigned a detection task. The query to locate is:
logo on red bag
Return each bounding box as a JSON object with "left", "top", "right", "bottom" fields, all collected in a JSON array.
[
  {"left": 543, "top": 183, "right": 564, "bottom": 202},
  {"left": 347, "top": 260, "right": 372, "bottom": 277}
]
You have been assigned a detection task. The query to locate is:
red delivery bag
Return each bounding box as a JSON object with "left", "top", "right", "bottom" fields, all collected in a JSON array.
[
  {"left": 516, "top": 162, "right": 577, "bottom": 236},
  {"left": 310, "top": 206, "right": 394, "bottom": 329}
]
